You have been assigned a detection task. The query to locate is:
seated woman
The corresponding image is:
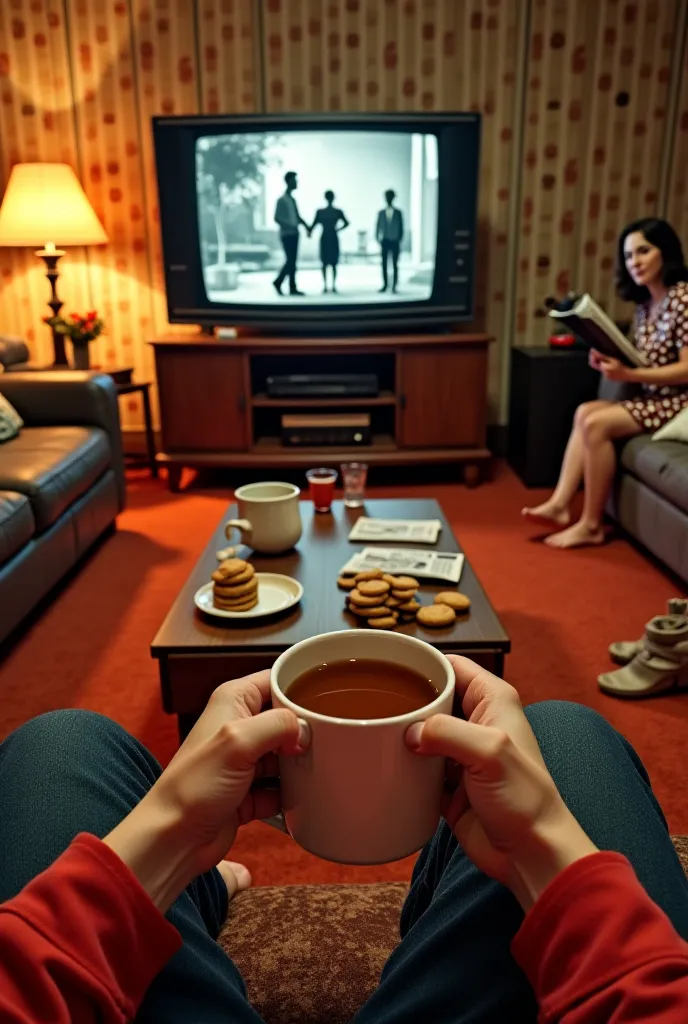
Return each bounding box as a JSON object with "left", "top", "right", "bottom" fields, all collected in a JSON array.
[
  {"left": 523, "top": 218, "right": 688, "bottom": 548},
  {"left": 309, "top": 190, "right": 350, "bottom": 293}
]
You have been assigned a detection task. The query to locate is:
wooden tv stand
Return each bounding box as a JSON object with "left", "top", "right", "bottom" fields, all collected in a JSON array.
[{"left": 149, "top": 332, "right": 493, "bottom": 491}]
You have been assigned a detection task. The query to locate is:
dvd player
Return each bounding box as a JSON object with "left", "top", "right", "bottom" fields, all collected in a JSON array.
[{"left": 266, "top": 373, "right": 378, "bottom": 398}]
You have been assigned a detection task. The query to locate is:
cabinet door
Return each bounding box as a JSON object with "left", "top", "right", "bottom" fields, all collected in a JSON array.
[
  {"left": 398, "top": 347, "right": 487, "bottom": 448},
  {"left": 156, "top": 349, "right": 248, "bottom": 451}
]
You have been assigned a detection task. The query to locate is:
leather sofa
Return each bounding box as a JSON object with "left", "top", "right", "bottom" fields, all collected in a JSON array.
[
  {"left": 0, "top": 371, "right": 125, "bottom": 645},
  {"left": 601, "top": 379, "right": 688, "bottom": 582}
]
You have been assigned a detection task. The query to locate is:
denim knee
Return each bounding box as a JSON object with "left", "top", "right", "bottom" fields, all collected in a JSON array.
[
  {"left": 0, "top": 709, "right": 131, "bottom": 761},
  {"left": 525, "top": 699, "right": 617, "bottom": 737}
]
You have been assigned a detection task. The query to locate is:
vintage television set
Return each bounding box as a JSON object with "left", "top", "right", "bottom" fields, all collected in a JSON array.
[{"left": 153, "top": 111, "right": 480, "bottom": 334}]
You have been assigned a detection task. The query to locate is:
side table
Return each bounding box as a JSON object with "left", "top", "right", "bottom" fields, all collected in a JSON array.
[
  {"left": 508, "top": 346, "right": 599, "bottom": 487},
  {"left": 116, "top": 381, "right": 158, "bottom": 478}
]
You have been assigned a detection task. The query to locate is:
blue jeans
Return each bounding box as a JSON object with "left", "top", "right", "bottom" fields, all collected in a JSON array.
[{"left": 0, "top": 703, "right": 686, "bottom": 1022}]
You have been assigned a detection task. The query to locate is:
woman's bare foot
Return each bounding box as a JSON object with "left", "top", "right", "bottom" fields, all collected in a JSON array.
[
  {"left": 521, "top": 500, "right": 571, "bottom": 528},
  {"left": 544, "top": 521, "right": 605, "bottom": 549},
  {"left": 216, "top": 859, "right": 252, "bottom": 900}
]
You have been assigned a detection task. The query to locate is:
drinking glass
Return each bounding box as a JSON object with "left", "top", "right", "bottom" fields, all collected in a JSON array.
[
  {"left": 341, "top": 462, "right": 368, "bottom": 508},
  {"left": 306, "top": 467, "right": 337, "bottom": 512}
]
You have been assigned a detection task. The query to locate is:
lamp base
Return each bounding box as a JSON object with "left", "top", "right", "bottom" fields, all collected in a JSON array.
[{"left": 36, "top": 247, "right": 69, "bottom": 367}]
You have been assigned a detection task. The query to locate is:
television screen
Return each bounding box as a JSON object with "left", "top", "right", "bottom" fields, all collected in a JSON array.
[
  {"left": 154, "top": 113, "right": 480, "bottom": 333},
  {"left": 196, "top": 130, "right": 438, "bottom": 306}
]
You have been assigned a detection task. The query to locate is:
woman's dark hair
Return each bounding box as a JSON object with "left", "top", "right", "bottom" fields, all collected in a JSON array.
[
  {"left": 324, "top": 190, "right": 334, "bottom": 202},
  {"left": 615, "top": 218, "right": 688, "bottom": 302}
]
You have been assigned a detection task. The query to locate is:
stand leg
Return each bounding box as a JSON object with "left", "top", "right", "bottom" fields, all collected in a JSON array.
[
  {"left": 464, "top": 463, "right": 481, "bottom": 488},
  {"left": 167, "top": 463, "right": 183, "bottom": 492},
  {"left": 141, "top": 386, "right": 158, "bottom": 478}
]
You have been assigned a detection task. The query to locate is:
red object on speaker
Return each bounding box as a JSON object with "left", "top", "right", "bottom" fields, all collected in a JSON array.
[{"left": 549, "top": 333, "right": 576, "bottom": 348}]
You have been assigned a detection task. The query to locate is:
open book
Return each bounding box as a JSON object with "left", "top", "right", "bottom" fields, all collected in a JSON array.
[{"left": 549, "top": 294, "right": 647, "bottom": 367}]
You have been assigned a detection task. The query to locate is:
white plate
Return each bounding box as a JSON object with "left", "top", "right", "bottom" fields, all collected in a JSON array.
[{"left": 194, "top": 573, "right": 303, "bottom": 620}]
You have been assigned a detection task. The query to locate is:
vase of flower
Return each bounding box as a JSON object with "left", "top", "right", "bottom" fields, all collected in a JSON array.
[
  {"left": 42, "top": 310, "right": 104, "bottom": 370},
  {"left": 72, "top": 343, "right": 91, "bottom": 370}
]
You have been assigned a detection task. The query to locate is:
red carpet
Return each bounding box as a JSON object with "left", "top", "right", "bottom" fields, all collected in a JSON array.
[{"left": 0, "top": 463, "right": 686, "bottom": 885}]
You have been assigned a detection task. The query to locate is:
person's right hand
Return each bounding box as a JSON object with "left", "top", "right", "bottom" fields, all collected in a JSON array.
[{"left": 406, "top": 657, "right": 598, "bottom": 910}]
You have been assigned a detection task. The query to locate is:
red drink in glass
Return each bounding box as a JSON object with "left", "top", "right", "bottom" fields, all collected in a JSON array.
[{"left": 306, "top": 467, "right": 337, "bottom": 512}]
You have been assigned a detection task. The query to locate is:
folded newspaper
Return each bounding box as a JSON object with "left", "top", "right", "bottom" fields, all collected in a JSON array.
[
  {"left": 348, "top": 517, "right": 442, "bottom": 544},
  {"left": 340, "top": 547, "right": 464, "bottom": 584}
]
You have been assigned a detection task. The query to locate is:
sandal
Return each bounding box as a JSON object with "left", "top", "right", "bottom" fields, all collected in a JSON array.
[
  {"left": 599, "top": 614, "right": 688, "bottom": 699},
  {"left": 607, "top": 599, "right": 688, "bottom": 666}
]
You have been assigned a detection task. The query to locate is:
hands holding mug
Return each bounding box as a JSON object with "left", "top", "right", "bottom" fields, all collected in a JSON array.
[
  {"left": 407, "top": 657, "right": 597, "bottom": 909},
  {"left": 104, "top": 657, "right": 596, "bottom": 914}
]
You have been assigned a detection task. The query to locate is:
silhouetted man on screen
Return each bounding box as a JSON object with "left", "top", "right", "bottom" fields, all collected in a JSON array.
[
  {"left": 376, "top": 189, "right": 404, "bottom": 293},
  {"left": 273, "top": 171, "right": 309, "bottom": 296}
]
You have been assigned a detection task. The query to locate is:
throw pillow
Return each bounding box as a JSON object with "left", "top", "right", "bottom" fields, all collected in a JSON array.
[
  {"left": 0, "top": 391, "right": 23, "bottom": 443},
  {"left": 652, "top": 405, "right": 688, "bottom": 442}
]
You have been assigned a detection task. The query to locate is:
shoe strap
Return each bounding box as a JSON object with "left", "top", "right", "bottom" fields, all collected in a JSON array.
[{"left": 641, "top": 636, "right": 688, "bottom": 665}]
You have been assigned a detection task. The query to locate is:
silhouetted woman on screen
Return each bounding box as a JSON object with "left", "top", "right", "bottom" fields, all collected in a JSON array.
[{"left": 309, "top": 191, "right": 350, "bottom": 293}]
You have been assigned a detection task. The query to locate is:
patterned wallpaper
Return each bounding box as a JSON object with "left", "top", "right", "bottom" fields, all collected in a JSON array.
[{"left": 0, "top": 0, "right": 686, "bottom": 427}]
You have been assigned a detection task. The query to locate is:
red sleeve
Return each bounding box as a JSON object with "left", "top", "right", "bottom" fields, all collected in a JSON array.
[
  {"left": 512, "top": 851, "right": 688, "bottom": 1022},
  {"left": 0, "top": 833, "right": 181, "bottom": 1023}
]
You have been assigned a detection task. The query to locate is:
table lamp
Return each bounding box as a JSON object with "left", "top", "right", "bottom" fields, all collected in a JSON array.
[{"left": 0, "top": 163, "right": 108, "bottom": 365}]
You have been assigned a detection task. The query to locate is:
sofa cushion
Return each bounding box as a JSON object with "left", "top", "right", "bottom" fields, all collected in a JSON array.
[
  {"left": 0, "top": 426, "right": 110, "bottom": 532},
  {"left": 620, "top": 436, "right": 688, "bottom": 515},
  {"left": 0, "top": 391, "right": 23, "bottom": 443},
  {"left": 0, "top": 491, "right": 35, "bottom": 567}
]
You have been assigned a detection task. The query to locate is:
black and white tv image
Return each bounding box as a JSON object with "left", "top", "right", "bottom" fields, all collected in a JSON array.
[
  {"left": 195, "top": 130, "right": 438, "bottom": 306},
  {"left": 153, "top": 113, "right": 481, "bottom": 332}
]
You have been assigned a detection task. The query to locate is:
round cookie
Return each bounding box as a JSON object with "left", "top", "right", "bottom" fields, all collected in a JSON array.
[
  {"left": 434, "top": 592, "right": 471, "bottom": 612},
  {"left": 337, "top": 576, "right": 357, "bottom": 590},
  {"left": 368, "top": 614, "right": 399, "bottom": 630},
  {"left": 397, "top": 598, "right": 420, "bottom": 613},
  {"left": 215, "top": 598, "right": 258, "bottom": 613},
  {"left": 391, "top": 588, "right": 417, "bottom": 601},
  {"left": 382, "top": 573, "right": 405, "bottom": 587},
  {"left": 213, "top": 577, "right": 258, "bottom": 599},
  {"left": 214, "top": 589, "right": 257, "bottom": 604},
  {"left": 392, "top": 576, "right": 419, "bottom": 590},
  {"left": 385, "top": 596, "right": 403, "bottom": 608},
  {"left": 348, "top": 603, "right": 391, "bottom": 618},
  {"left": 350, "top": 588, "right": 388, "bottom": 607},
  {"left": 357, "top": 579, "right": 390, "bottom": 597},
  {"left": 212, "top": 558, "right": 248, "bottom": 582},
  {"left": 355, "top": 569, "right": 383, "bottom": 582},
  {"left": 216, "top": 564, "right": 255, "bottom": 586},
  {"left": 417, "top": 604, "right": 456, "bottom": 628}
]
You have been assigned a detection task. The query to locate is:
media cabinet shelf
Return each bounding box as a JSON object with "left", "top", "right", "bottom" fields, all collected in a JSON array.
[
  {"left": 251, "top": 390, "right": 396, "bottom": 408},
  {"left": 252, "top": 433, "right": 398, "bottom": 454},
  {"left": 149, "top": 331, "right": 494, "bottom": 491}
]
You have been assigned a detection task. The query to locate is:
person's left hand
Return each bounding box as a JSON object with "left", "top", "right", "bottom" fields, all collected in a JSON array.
[
  {"left": 598, "top": 355, "right": 630, "bottom": 381},
  {"left": 103, "top": 671, "right": 307, "bottom": 911}
]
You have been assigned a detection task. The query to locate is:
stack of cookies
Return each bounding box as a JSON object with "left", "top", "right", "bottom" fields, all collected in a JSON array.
[
  {"left": 338, "top": 569, "right": 421, "bottom": 631},
  {"left": 338, "top": 569, "right": 472, "bottom": 631},
  {"left": 211, "top": 557, "right": 259, "bottom": 612}
]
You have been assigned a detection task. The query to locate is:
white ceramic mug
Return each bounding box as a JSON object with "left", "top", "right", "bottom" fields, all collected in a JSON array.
[
  {"left": 271, "top": 630, "right": 454, "bottom": 864},
  {"left": 225, "top": 482, "right": 302, "bottom": 554}
]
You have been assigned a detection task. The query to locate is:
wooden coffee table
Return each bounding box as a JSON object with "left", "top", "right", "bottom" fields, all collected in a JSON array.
[{"left": 151, "top": 498, "right": 510, "bottom": 740}]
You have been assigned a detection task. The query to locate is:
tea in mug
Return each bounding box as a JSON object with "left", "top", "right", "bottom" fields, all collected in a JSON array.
[{"left": 286, "top": 658, "right": 438, "bottom": 720}]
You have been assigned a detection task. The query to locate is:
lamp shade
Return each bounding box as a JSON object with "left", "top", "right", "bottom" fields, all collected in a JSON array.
[{"left": 0, "top": 163, "right": 108, "bottom": 247}]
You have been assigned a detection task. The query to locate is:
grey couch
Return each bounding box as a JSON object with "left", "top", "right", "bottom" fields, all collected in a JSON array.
[
  {"left": 601, "top": 379, "right": 688, "bottom": 582},
  {"left": 0, "top": 371, "right": 125, "bottom": 645}
]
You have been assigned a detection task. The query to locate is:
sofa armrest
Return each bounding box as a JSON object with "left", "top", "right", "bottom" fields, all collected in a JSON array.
[{"left": 0, "top": 371, "right": 125, "bottom": 511}]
